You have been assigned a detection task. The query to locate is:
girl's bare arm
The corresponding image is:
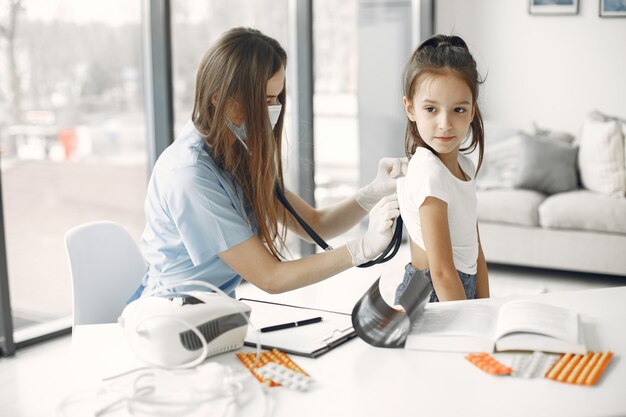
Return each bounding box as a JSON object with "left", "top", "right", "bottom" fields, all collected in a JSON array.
[{"left": 418, "top": 197, "right": 466, "bottom": 301}]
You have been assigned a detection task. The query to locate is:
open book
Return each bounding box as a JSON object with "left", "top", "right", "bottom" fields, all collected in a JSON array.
[{"left": 404, "top": 299, "right": 586, "bottom": 354}]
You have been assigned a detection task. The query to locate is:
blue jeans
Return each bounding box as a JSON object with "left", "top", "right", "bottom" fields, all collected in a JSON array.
[{"left": 394, "top": 262, "right": 477, "bottom": 304}]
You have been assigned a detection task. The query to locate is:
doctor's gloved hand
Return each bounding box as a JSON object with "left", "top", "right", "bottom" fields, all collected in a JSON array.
[
  {"left": 346, "top": 195, "right": 400, "bottom": 266},
  {"left": 355, "top": 157, "right": 408, "bottom": 212}
]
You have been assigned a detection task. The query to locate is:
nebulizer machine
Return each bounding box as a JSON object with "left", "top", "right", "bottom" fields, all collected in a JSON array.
[
  {"left": 119, "top": 280, "right": 252, "bottom": 368},
  {"left": 59, "top": 280, "right": 268, "bottom": 417}
]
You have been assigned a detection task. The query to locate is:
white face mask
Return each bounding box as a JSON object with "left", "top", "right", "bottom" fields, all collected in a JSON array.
[
  {"left": 226, "top": 104, "right": 282, "bottom": 153},
  {"left": 268, "top": 104, "right": 282, "bottom": 129}
]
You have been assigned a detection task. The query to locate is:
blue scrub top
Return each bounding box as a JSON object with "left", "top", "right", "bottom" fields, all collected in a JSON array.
[{"left": 136, "top": 120, "right": 258, "bottom": 299}]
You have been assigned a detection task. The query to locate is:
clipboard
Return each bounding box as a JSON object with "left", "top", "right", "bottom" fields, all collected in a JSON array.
[{"left": 239, "top": 298, "right": 357, "bottom": 358}]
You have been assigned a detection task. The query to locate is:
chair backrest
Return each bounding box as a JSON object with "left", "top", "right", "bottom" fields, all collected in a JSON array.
[{"left": 65, "top": 221, "right": 146, "bottom": 326}]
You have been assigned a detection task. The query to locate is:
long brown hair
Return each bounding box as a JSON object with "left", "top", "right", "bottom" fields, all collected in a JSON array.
[
  {"left": 402, "top": 34, "right": 485, "bottom": 172},
  {"left": 192, "top": 27, "right": 288, "bottom": 260}
]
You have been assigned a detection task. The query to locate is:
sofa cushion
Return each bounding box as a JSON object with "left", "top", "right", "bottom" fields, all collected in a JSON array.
[
  {"left": 577, "top": 113, "right": 625, "bottom": 198},
  {"left": 514, "top": 134, "right": 578, "bottom": 195},
  {"left": 476, "top": 128, "right": 578, "bottom": 193},
  {"left": 475, "top": 134, "right": 522, "bottom": 190},
  {"left": 477, "top": 189, "right": 547, "bottom": 227},
  {"left": 539, "top": 190, "right": 626, "bottom": 234},
  {"left": 532, "top": 122, "right": 576, "bottom": 144}
]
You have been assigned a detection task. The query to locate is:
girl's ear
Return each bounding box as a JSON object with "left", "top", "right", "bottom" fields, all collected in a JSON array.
[
  {"left": 211, "top": 94, "right": 218, "bottom": 106},
  {"left": 403, "top": 96, "right": 416, "bottom": 122}
]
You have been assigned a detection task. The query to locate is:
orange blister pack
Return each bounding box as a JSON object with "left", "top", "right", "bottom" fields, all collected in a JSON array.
[
  {"left": 236, "top": 349, "right": 309, "bottom": 387},
  {"left": 545, "top": 351, "right": 613, "bottom": 386},
  {"left": 465, "top": 352, "right": 512, "bottom": 375}
]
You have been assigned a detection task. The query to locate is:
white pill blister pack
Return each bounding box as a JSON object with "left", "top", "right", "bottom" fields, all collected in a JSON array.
[{"left": 255, "top": 362, "right": 314, "bottom": 391}]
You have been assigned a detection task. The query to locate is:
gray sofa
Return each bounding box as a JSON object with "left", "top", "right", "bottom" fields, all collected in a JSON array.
[
  {"left": 477, "top": 189, "right": 626, "bottom": 277},
  {"left": 474, "top": 118, "right": 626, "bottom": 277}
]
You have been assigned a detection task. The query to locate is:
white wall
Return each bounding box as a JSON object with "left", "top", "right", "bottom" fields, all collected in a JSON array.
[{"left": 435, "top": 0, "right": 626, "bottom": 135}]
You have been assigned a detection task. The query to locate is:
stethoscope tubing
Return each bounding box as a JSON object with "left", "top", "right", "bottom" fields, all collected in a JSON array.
[{"left": 275, "top": 185, "right": 402, "bottom": 267}]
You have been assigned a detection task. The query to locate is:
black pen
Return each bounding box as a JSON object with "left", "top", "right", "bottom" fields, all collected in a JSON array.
[{"left": 259, "top": 317, "right": 323, "bottom": 333}]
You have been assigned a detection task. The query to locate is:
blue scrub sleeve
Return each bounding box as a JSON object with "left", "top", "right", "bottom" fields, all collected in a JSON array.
[{"left": 165, "top": 165, "right": 255, "bottom": 265}]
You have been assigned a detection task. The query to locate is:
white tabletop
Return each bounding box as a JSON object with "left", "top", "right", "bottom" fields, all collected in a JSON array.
[{"left": 69, "top": 276, "right": 626, "bottom": 417}]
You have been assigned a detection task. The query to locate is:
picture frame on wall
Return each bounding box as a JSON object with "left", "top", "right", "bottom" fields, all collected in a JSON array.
[
  {"left": 600, "top": 0, "right": 626, "bottom": 17},
  {"left": 529, "top": 0, "right": 579, "bottom": 15}
]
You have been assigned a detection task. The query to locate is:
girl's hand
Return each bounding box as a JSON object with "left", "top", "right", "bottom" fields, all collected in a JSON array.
[
  {"left": 346, "top": 195, "right": 400, "bottom": 266},
  {"left": 355, "top": 157, "right": 408, "bottom": 212}
]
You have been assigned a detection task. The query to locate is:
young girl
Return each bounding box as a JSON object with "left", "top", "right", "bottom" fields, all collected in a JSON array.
[{"left": 395, "top": 34, "right": 489, "bottom": 303}]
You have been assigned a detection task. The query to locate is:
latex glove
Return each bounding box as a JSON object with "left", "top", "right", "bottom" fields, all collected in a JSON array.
[
  {"left": 346, "top": 195, "right": 400, "bottom": 266},
  {"left": 355, "top": 157, "right": 408, "bottom": 212}
]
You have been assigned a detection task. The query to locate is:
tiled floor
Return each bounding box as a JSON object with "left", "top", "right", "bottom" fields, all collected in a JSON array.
[{"left": 1, "top": 248, "right": 624, "bottom": 417}]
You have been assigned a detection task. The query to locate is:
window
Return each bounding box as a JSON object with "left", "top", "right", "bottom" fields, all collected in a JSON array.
[
  {"left": 313, "top": 0, "right": 359, "bottom": 243},
  {"left": 0, "top": 0, "right": 147, "bottom": 341},
  {"left": 170, "top": 1, "right": 289, "bottom": 132}
]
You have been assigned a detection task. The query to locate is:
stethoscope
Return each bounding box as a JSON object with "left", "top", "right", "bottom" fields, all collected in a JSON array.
[
  {"left": 275, "top": 186, "right": 403, "bottom": 268},
  {"left": 202, "top": 142, "right": 402, "bottom": 266}
]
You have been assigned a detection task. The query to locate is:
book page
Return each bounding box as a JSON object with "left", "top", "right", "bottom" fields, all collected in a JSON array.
[
  {"left": 494, "top": 330, "right": 586, "bottom": 354},
  {"left": 494, "top": 301, "right": 578, "bottom": 342},
  {"left": 410, "top": 303, "right": 496, "bottom": 338}
]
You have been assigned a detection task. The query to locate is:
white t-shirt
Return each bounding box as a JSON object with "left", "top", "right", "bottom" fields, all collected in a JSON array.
[{"left": 397, "top": 147, "right": 478, "bottom": 274}]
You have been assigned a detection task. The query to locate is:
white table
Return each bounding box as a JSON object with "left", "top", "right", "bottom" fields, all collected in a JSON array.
[{"left": 69, "top": 275, "right": 626, "bottom": 417}]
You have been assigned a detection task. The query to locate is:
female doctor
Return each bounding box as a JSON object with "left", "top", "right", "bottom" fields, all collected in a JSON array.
[{"left": 129, "top": 27, "right": 405, "bottom": 302}]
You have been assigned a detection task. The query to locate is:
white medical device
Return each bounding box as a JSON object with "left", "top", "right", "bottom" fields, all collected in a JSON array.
[{"left": 119, "top": 290, "right": 251, "bottom": 368}]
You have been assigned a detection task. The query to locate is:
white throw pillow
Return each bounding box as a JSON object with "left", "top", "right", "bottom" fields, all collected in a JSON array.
[{"left": 578, "top": 116, "right": 625, "bottom": 197}]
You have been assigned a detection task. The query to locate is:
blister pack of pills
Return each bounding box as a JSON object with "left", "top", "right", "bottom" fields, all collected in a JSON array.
[
  {"left": 236, "top": 349, "right": 310, "bottom": 389},
  {"left": 255, "top": 362, "right": 313, "bottom": 391},
  {"left": 545, "top": 351, "right": 613, "bottom": 386},
  {"left": 510, "top": 351, "right": 560, "bottom": 379},
  {"left": 465, "top": 352, "right": 511, "bottom": 375}
]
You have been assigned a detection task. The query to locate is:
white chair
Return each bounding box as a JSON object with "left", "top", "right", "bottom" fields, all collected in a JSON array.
[{"left": 65, "top": 221, "right": 146, "bottom": 326}]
